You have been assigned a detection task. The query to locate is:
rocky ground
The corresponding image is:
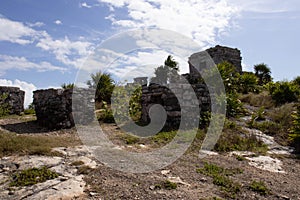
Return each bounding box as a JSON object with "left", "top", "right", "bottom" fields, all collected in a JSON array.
[{"left": 0, "top": 115, "right": 299, "bottom": 200}]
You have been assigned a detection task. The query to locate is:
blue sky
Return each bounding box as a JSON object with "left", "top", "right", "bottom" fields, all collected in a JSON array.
[{"left": 0, "top": 0, "right": 299, "bottom": 107}]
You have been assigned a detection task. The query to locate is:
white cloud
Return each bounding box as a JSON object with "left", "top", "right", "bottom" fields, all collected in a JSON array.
[
  {"left": 36, "top": 35, "right": 93, "bottom": 67},
  {"left": 227, "top": 0, "right": 300, "bottom": 13},
  {"left": 54, "top": 20, "right": 63, "bottom": 25},
  {"left": 0, "top": 79, "right": 37, "bottom": 107},
  {"left": 81, "top": 2, "right": 92, "bottom": 8},
  {"left": 0, "top": 55, "right": 67, "bottom": 75},
  {"left": 27, "top": 21, "right": 45, "bottom": 27},
  {"left": 0, "top": 17, "right": 37, "bottom": 45},
  {"left": 0, "top": 17, "right": 94, "bottom": 68},
  {"left": 98, "top": 0, "right": 239, "bottom": 47}
]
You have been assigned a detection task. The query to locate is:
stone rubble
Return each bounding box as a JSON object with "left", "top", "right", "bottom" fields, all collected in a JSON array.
[{"left": 0, "top": 146, "right": 99, "bottom": 200}]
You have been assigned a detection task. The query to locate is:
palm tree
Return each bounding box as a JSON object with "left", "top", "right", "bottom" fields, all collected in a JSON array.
[
  {"left": 86, "top": 71, "right": 115, "bottom": 103},
  {"left": 254, "top": 63, "right": 272, "bottom": 85},
  {"left": 151, "top": 55, "right": 179, "bottom": 85},
  {"left": 61, "top": 83, "right": 75, "bottom": 89}
]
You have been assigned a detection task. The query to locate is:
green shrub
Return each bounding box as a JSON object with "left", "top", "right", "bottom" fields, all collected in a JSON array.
[
  {"left": 238, "top": 72, "right": 259, "bottom": 94},
  {"left": 214, "top": 129, "right": 267, "bottom": 153},
  {"left": 251, "top": 121, "right": 281, "bottom": 136},
  {"left": 151, "top": 131, "right": 177, "bottom": 145},
  {"left": 121, "top": 133, "right": 140, "bottom": 145},
  {"left": 213, "top": 175, "right": 241, "bottom": 197},
  {"left": 10, "top": 166, "right": 59, "bottom": 187},
  {"left": 197, "top": 163, "right": 242, "bottom": 198},
  {"left": 24, "top": 108, "right": 35, "bottom": 115},
  {"left": 289, "top": 104, "right": 300, "bottom": 153},
  {"left": 226, "top": 93, "right": 245, "bottom": 118},
  {"left": 249, "top": 180, "right": 269, "bottom": 195},
  {"left": 97, "top": 101, "right": 115, "bottom": 123},
  {"left": 129, "top": 86, "right": 142, "bottom": 121},
  {"left": 293, "top": 76, "right": 300, "bottom": 86},
  {"left": 111, "top": 85, "right": 142, "bottom": 124},
  {"left": 163, "top": 180, "right": 177, "bottom": 190},
  {"left": 267, "top": 81, "right": 299, "bottom": 105}
]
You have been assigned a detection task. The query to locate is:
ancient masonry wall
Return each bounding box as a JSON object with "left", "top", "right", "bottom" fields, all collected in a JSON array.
[
  {"left": 33, "top": 88, "right": 94, "bottom": 129},
  {"left": 189, "top": 45, "right": 242, "bottom": 79},
  {"left": 141, "top": 83, "right": 210, "bottom": 130},
  {"left": 0, "top": 86, "right": 25, "bottom": 115},
  {"left": 32, "top": 45, "right": 242, "bottom": 130}
]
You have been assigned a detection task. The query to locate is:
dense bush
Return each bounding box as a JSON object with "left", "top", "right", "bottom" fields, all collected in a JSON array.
[
  {"left": 217, "top": 62, "right": 245, "bottom": 117},
  {"left": 226, "top": 93, "right": 245, "bottom": 118},
  {"left": 266, "top": 81, "right": 299, "bottom": 105},
  {"left": 238, "top": 72, "right": 259, "bottom": 94},
  {"left": 10, "top": 166, "right": 59, "bottom": 187},
  {"left": 24, "top": 103, "right": 35, "bottom": 115},
  {"left": 289, "top": 104, "right": 300, "bottom": 153}
]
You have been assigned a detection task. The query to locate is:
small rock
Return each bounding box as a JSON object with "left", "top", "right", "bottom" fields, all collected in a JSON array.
[
  {"left": 200, "top": 177, "right": 207, "bottom": 182},
  {"left": 277, "top": 194, "right": 290, "bottom": 200},
  {"left": 149, "top": 185, "right": 156, "bottom": 190},
  {"left": 167, "top": 176, "right": 190, "bottom": 186},
  {"left": 161, "top": 170, "right": 171, "bottom": 175},
  {"left": 89, "top": 192, "right": 97, "bottom": 196}
]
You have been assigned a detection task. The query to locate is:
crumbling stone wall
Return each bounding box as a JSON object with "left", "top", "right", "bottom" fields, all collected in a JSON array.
[
  {"left": 33, "top": 88, "right": 94, "bottom": 129},
  {"left": 32, "top": 45, "right": 241, "bottom": 130},
  {"left": 141, "top": 83, "right": 210, "bottom": 130},
  {"left": 189, "top": 45, "right": 242, "bottom": 79},
  {"left": 0, "top": 86, "right": 25, "bottom": 115}
]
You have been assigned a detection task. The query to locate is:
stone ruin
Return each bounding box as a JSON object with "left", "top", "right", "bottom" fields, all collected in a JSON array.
[
  {"left": 0, "top": 86, "right": 25, "bottom": 115},
  {"left": 140, "top": 45, "right": 242, "bottom": 130},
  {"left": 141, "top": 83, "right": 210, "bottom": 130},
  {"left": 189, "top": 45, "right": 242, "bottom": 80},
  {"left": 29, "top": 45, "right": 242, "bottom": 130},
  {"left": 33, "top": 88, "right": 94, "bottom": 129}
]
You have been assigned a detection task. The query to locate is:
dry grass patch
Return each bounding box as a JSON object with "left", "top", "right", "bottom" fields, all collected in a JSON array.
[
  {"left": 240, "top": 92, "right": 274, "bottom": 109},
  {"left": 0, "top": 131, "right": 81, "bottom": 157}
]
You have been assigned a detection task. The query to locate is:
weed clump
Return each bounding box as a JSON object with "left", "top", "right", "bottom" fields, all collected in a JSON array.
[
  {"left": 196, "top": 162, "right": 242, "bottom": 198},
  {"left": 10, "top": 166, "right": 59, "bottom": 187},
  {"left": 163, "top": 180, "right": 177, "bottom": 190},
  {"left": 249, "top": 180, "right": 270, "bottom": 195}
]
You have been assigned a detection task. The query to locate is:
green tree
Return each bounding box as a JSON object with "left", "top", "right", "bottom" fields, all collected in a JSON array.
[
  {"left": 151, "top": 55, "right": 179, "bottom": 85},
  {"left": 254, "top": 63, "right": 272, "bottom": 85},
  {"left": 87, "top": 71, "right": 115, "bottom": 104}
]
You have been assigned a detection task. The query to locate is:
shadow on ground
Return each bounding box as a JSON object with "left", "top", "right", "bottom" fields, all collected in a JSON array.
[{"left": 1, "top": 120, "right": 52, "bottom": 134}]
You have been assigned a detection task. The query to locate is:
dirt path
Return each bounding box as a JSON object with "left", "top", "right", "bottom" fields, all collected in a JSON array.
[{"left": 0, "top": 116, "right": 299, "bottom": 199}]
